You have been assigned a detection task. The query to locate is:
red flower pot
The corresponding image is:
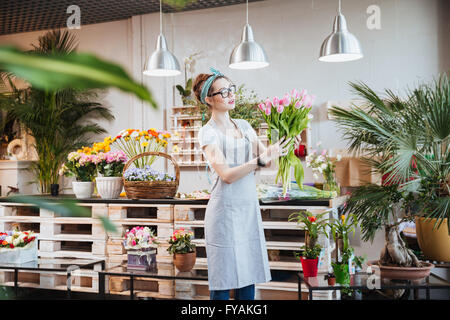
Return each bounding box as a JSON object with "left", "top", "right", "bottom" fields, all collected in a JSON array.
[{"left": 301, "top": 257, "right": 319, "bottom": 277}]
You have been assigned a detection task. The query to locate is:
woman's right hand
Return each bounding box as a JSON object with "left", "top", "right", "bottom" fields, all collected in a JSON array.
[{"left": 260, "top": 136, "right": 292, "bottom": 164}]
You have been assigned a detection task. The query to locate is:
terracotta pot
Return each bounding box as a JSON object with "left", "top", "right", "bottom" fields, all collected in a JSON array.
[
  {"left": 327, "top": 277, "right": 336, "bottom": 286},
  {"left": 300, "top": 257, "right": 318, "bottom": 277},
  {"left": 415, "top": 217, "right": 450, "bottom": 262},
  {"left": 367, "top": 260, "right": 434, "bottom": 280},
  {"left": 174, "top": 250, "right": 196, "bottom": 272}
]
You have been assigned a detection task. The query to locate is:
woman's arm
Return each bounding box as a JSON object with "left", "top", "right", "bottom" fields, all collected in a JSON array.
[
  {"left": 202, "top": 136, "right": 291, "bottom": 184},
  {"left": 202, "top": 144, "right": 259, "bottom": 184}
]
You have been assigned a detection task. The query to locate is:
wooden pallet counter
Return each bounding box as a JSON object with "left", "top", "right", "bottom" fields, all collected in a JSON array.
[
  {"left": 0, "top": 195, "right": 346, "bottom": 299},
  {"left": 0, "top": 197, "right": 108, "bottom": 293}
]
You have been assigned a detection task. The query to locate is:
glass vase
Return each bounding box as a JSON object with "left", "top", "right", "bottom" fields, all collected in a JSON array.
[{"left": 323, "top": 172, "right": 340, "bottom": 196}]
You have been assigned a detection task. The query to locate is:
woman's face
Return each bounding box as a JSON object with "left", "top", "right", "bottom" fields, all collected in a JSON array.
[{"left": 206, "top": 77, "right": 236, "bottom": 112}]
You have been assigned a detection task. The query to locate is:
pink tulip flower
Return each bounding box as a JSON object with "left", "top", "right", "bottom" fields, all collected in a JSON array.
[
  {"left": 277, "top": 104, "right": 284, "bottom": 113},
  {"left": 321, "top": 149, "right": 327, "bottom": 156},
  {"left": 282, "top": 94, "right": 290, "bottom": 106},
  {"left": 291, "top": 89, "right": 298, "bottom": 98},
  {"left": 258, "top": 103, "right": 265, "bottom": 111},
  {"left": 294, "top": 100, "right": 302, "bottom": 109},
  {"left": 303, "top": 94, "right": 312, "bottom": 108},
  {"left": 300, "top": 89, "right": 307, "bottom": 99},
  {"left": 265, "top": 98, "right": 272, "bottom": 110},
  {"left": 265, "top": 106, "right": 271, "bottom": 115},
  {"left": 272, "top": 96, "right": 280, "bottom": 107}
]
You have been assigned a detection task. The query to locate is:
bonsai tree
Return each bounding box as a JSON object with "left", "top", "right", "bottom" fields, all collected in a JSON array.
[
  {"left": 0, "top": 30, "right": 115, "bottom": 193},
  {"left": 329, "top": 74, "right": 450, "bottom": 267}
]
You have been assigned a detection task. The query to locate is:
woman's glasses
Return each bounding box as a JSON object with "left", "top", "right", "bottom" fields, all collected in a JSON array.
[{"left": 210, "top": 85, "right": 236, "bottom": 99}]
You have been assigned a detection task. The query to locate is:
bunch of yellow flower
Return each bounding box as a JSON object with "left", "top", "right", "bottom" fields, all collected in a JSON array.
[{"left": 112, "top": 128, "right": 171, "bottom": 168}]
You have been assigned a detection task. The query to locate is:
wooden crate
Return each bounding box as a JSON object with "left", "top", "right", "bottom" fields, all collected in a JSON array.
[
  {"left": 108, "top": 262, "right": 175, "bottom": 298},
  {"left": 108, "top": 204, "right": 173, "bottom": 222}
]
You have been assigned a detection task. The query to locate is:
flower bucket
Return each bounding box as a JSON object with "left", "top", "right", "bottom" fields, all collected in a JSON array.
[
  {"left": 0, "top": 238, "right": 38, "bottom": 264},
  {"left": 72, "top": 181, "right": 94, "bottom": 199},
  {"left": 126, "top": 247, "right": 157, "bottom": 271},
  {"left": 333, "top": 263, "right": 350, "bottom": 285},
  {"left": 96, "top": 177, "right": 123, "bottom": 199},
  {"left": 174, "top": 250, "right": 196, "bottom": 272},
  {"left": 300, "top": 257, "right": 318, "bottom": 277}
]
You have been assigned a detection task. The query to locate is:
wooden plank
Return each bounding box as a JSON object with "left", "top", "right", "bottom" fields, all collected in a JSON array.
[{"left": 38, "top": 235, "right": 106, "bottom": 242}]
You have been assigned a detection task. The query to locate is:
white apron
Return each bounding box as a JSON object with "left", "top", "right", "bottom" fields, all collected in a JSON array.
[{"left": 202, "top": 118, "right": 271, "bottom": 291}]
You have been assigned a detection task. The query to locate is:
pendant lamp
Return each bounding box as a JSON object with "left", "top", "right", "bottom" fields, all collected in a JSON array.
[
  {"left": 143, "top": 0, "right": 181, "bottom": 76},
  {"left": 319, "top": 0, "right": 363, "bottom": 62},
  {"left": 229, "top": 0, "right": 269, "bottom": 69}
]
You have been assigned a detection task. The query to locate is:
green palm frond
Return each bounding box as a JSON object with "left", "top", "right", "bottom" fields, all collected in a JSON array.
[
  {"left": 332, "top": 74, "right": 449, "bottom": 235},
  {"left": 0, "top": 30, "right": 116, "bottom": 193}
]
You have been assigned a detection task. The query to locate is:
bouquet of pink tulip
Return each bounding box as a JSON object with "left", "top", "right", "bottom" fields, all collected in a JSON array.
[{"left": 258, "top": 89, "right": 315, "bottom": 196}]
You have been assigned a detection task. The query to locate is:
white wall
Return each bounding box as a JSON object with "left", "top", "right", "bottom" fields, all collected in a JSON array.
[{"left": 0, "top": 0, "right": 448, "bottom": 259}]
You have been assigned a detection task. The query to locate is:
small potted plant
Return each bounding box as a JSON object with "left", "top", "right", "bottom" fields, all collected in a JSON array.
[
  {"left": 328, "top": 214, "right": 365, "bottom": 286},
  {"left": 167, "top": 228, "right": 196, "bottom": 272},
  {"left": 95, "top": 148, "right": 127, "bottom": 199},
  {"left": 289, "top": 211, "right": 328, "bottom": 277},
  {"left": 325, "top": 272, "right": 336, "bottom": 286},
  {"left": 60, "top": 147, "right": 97, "bottom": 199},
  {"left": 123, "top": 226, "right": 159, "bottom": 271}
]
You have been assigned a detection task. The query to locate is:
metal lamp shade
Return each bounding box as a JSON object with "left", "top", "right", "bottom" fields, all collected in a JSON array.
[
  {"left": 319, "top": 13, "right": 363, "bottom": 62},
  {"left": 143, "top": 33, "right": 181, "bottom": 77},
  {"left": 229, "top": 24, "right": 269, "bottom": 69}
]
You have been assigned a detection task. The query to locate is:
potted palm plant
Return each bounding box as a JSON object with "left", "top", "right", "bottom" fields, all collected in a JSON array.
[
  {"left": 330, "top": 75, "right": 449, "bottom": 269},
  {"left": 0, "top": 30, "right": 114, "bottom": 194},
  {"left": 289, "top": 211, "right": 328, "bottom": 277}
]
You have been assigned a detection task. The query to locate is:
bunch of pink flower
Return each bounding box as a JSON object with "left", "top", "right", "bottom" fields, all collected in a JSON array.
[
  {"left": 123, "top": 226, "right": 158, "bottom": 250},
  {"left": 258, "top": 89, "right": 316, "bottom": 116},
  {"left": 96, "top": 150, "right": 128, "bottom": 177},
  {"left": 257, "top": 88, "right": 316, "bottom": 197},
  {"left": 79, "top": 153, "right": 98, "bottom": 166}
]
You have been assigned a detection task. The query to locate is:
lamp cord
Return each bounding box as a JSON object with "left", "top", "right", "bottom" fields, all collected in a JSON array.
[
  {"left": 338, "top": 0, "right": 341, "bottom": 13},
  {"left": 160, "top": 0, "right": 163, "bottom": 34},
  {"left": 246, "top": 0, "right": 248, "bottom": 24}
]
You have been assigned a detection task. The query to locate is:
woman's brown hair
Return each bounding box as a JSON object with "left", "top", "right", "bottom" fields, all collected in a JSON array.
[{"left": 192, "top": 73, "right": 231, "bottom": 107}]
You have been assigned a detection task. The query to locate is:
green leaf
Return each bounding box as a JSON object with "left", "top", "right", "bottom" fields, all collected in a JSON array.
[
  {"left": 176, "top": 85, "right": 185, "bottom": 95},
  {"left": 291, "top": 153, "right": 304, "bottom": 189},
  {"left": 97, "top": 215, "right": 118, "bottom": 234},
  {"left": 0, "top": 46, "right": 157, "bottom": 108},
  {"left": 5, "top": 195, "right": 90, "bottom": 217},
  {"left": 4, "top": 195, "right": 117, "bottom": 233},
  {"left": 186, "top": 78, "right": 192, "bottom": 91}
]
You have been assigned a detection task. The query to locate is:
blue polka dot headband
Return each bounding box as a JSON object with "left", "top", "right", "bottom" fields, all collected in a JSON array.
[{"left": 200, "top": 67, "right": 223, "bottom": 105}]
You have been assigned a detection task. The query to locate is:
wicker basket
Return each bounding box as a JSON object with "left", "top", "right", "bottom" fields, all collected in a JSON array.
[{"left": 122, "top": 151, "right": 180, "bottom": 199}]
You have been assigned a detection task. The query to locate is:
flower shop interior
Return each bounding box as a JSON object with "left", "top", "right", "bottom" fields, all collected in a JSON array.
[{"left": 0, "top": 0, "right": 448, "bottom": 303}]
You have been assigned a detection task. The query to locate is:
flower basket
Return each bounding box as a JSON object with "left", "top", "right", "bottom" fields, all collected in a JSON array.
[
  {"left": 126, "top": 247, "right": 157, "bottom": 271},
  {"left": 0, "top": 236, "right": 38, "bottom": 264},
  {"left": 122, "top": 151, "right": 180, "bottom": 199}
]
